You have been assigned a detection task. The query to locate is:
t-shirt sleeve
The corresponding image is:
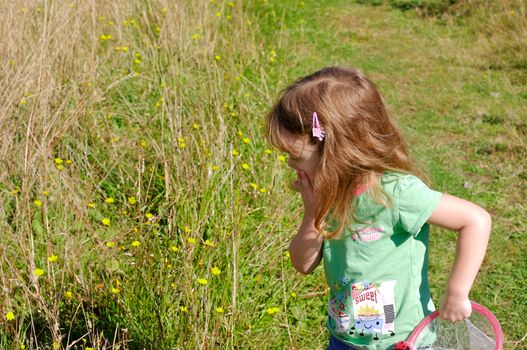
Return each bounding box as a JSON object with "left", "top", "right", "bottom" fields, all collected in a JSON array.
[{"left": 395, "top": 175, "right": 442, "bottom": 235}]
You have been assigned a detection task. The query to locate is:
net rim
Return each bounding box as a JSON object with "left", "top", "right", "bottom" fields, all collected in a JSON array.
[{"left": 405, "top": 301, "right": 504, "bottom": 350}]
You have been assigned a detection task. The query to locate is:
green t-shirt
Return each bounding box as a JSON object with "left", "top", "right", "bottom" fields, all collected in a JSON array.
[{"left": 323, "top": 173, "right": 442, "bottom": 350}]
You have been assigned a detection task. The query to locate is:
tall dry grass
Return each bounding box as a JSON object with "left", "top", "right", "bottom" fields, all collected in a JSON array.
[{"left": 0, "top": 0, "right": 294, "bottom": 348}]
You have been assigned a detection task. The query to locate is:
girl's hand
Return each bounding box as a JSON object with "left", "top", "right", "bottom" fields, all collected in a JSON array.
[
  {"left": 293, "top": 170, "right": 321, "bottom": 220},
  {"left": 439, "top": 293, "right": 472, "bottom": 322}
]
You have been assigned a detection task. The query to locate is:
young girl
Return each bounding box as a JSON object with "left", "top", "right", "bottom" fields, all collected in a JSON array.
[{"left": 266, "top": 66, "right": 491, "bottom": 350}]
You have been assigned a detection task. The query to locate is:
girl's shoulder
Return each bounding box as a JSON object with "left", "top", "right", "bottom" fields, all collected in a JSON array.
[
  {"left": 380, "top": 171, "right": 437, "bottom": 200},
  {"left": 380, "top": 171, "right": 422, "bottom": 188}
]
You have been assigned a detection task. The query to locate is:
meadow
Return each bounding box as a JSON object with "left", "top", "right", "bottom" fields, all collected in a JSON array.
[{"left": 0, "top": 0, "right": 526, "bottom": 349}]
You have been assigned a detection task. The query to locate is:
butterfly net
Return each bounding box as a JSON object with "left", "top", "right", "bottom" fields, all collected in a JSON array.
[{"left": 414, "top": 311, "right": 498, "bottom": 350}]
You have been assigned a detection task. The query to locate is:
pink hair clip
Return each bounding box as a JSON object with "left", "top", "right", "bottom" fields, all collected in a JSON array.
[{"left": 312, "top": 112, "right": 326, "bottom": 141}]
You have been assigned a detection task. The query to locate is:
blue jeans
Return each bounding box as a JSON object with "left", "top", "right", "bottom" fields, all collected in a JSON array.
[
  {"left": 326, "top": 335, "right": 433, "bottom": 350},
  {"left": 326, "top": 335, "right": 360, "bottom": 350}
]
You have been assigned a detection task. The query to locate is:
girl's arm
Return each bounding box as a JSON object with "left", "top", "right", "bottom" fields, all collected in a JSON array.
[
  {"left": 289, "top": 170, "right": 324, "bottom": 275},
  {"left": 428, "top": 193, "right": 492, "bottom": 321}
]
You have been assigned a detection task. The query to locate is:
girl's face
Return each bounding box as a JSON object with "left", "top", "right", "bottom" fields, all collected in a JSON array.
[{"left": 282, "top": 129, "right": 321, "bottom": 180}]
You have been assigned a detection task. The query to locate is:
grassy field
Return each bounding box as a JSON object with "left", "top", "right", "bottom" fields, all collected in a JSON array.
[{"left": 0, "top": 0, "right": 526, "bottom": 349}]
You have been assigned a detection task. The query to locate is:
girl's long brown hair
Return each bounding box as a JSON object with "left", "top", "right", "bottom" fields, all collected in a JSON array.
[{"left": 266, "top": 66, "right": 426, "bottom": 239}]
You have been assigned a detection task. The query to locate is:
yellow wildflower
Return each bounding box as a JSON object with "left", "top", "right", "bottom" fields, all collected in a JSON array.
[
  {"left": 187, "top": 238, "right": 196, "bottom": 244},
  {"left": 145, "top": 212, "right": 153, "bottom": 219},
  {"left": 267, "top": 307, "right": 280, "bottom": 315},
  {"left": 106, "top": 241, "right": 115, "bottom": 248},
  {"left": 105, "top": 197, "right": 115, "bottom": 204},
  {"left": 180, "top": 306, "right": 188, "bottom": 313},
  {"left": 111, "top": 287, "right": 120, "bottom": 294},
  {"left": 42, "top": 190, "right": 49, "bottom": 196},
  {"left": 250, "top": 183, "right": 258, "bottom": 190},
  {"left": 242, "top": 137, "right": 250, "bottom": 144},
  {"left": 128, "top": 196, "right": 136, "bottom": 204},
  {"left": 131, "top": 240, "right": 141, "bottom": 247},
  {"left": 197, "top": 278, "right": 208, "bottom": 285},
  {"left": 170, "top": 245, "right": 179, "bottom": 252},
  {"left": 204, "top": 239, "right": 216, "bottom": 247},
  {"left": 88, "top": 202, "right": 96, "bottom": 208},
  {"left": 48, "top": 255, "right": 58, "bottom": 263},
  {"left": 64, "top": 291, "right": 73, "bottom": 299},
  {"left": 101, "top": 218, "right": 111, "bottom": 226},
  {"left": 242, "top": 163, "right": 250, "bottom": 170},
  {"left": 259, "top": 188, "right": 267, "bottom": 193},
  {"left": 232, "top": 149, "right": 239, "bottom": 156},
  {"left": 34, "top": 268, "right": 45, "bottom": 277},
  {"left": 184, "top": 226, "right": 191, "bottom": 233},
  {"left": 291, "top": 292, "right": 298, "bottom": 298},
  {"left": 265, "top": 149, "right": 273, "bottom": 154},
  {"left": 54, "top": 158, "right": 63, "bottom": 165},
  {"left": 6, "top": 312, "right": 15, "bottom": 321},
  {"left": 214, "top": 55, "right": 221, "bottom": 61},
  {"left": 34, "top": 199, "right": 42, "bottom": 207},
  {"left": 211, "top": 267, "right": 221, "bottom": 276},
  {"left": 278, "top": 155, "right": 286, "bottom": 162},
  {"left": 216, "top": 307, "right": 224, "bottom": 313}
]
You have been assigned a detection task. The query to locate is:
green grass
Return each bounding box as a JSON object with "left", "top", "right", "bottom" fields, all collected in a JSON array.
[{"left": 0, "top": 0, "right": 525, "bottom": 349}]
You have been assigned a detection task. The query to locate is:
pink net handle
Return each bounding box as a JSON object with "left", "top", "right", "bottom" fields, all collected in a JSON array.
[{"left": 406, "top": 301, "right": 504, "bottom": 350}]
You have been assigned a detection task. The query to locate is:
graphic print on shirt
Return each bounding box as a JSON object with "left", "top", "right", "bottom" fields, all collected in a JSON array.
[
  {"left": 352, "top": 280, "right": 396, "bottom": 338},
  {"left": 351, "top": 225, "right": 385, "bottom": 243},
  {"left": 328, "top": 277, "right": 353, "bottom": 333},
  {"left": 328, "top": 279, "right": 397, "bottom": 340}
]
